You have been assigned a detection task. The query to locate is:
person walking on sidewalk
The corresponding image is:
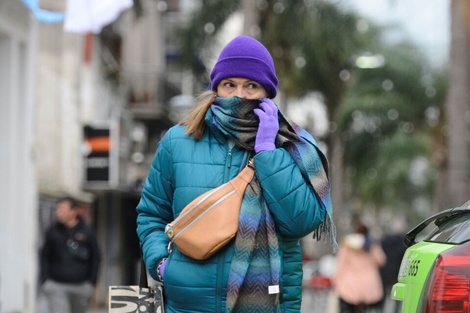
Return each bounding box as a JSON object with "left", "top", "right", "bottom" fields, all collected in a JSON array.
[
  {"left": 136, "top": 35, "right": 335, "bottom": 313},
  {"left": 40, "top": 196, "right": 101, "bottom": 313},
  {"left": 334, "top": 222, "right": 386, "bottom": 313}
]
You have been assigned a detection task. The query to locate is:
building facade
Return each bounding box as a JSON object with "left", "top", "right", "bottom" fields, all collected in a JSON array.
[{"left": 0, "top": 1, "right": 38, "bottom": 312}]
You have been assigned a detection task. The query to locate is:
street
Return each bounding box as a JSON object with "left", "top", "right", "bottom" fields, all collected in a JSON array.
[
  {"left": 301, "top": 288, "right": 400, "bottom": 313},
  {"left": 301, "top": 288, "right": 336, "bottom": 313},
  {"left": 37, "top": 286, "right": 399, "bottom": 313}
]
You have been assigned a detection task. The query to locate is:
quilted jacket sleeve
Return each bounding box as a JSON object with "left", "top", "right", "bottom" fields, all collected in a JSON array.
[
  {"left": 136, "top": 129, "right": 175, "bottom": 280},
  {"left": 253, "top": 147, "right": 327, "bottom": 238}
]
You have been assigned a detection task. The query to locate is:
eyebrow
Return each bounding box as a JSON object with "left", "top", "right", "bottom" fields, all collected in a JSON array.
[{"left": 222, "top": 78, "right": 258, "bottom": 84}]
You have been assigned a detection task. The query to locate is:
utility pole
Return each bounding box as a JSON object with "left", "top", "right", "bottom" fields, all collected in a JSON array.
[
  {"left": 241, "top": 0, "right": 259, "bottom": 37},
  {"left": 444, "top": 0, "right": 469, "bottom": 209}
]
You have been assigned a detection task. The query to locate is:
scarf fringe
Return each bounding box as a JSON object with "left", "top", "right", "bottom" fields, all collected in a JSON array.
[{"left": 313, "top": 215, "right": 339, "bottom": 253}]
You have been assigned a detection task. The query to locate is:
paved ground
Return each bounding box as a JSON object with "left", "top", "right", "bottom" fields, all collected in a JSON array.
[
  {"left": 301, "top": 288, "right": 337, "bottom": 313},
  {"left": 45, "top": 289, "right": 400, "bottom": 313}
]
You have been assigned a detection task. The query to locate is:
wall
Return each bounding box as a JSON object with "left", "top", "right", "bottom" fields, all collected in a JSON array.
[
  {"left": 35, "top": 21, "right": 84, "bottom": 197},
  {"left": 0, "top": 1, "right": 38, "bottom": 312}
]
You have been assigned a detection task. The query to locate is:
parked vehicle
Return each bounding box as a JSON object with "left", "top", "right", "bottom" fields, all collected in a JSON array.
[{"left": 392, "top": 201, "right": 470, "bottom": 312}]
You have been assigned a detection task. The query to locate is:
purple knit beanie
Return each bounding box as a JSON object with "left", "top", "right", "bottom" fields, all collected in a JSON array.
[{"left": 210, "top": 36, "right": 278, "bottom": 99}]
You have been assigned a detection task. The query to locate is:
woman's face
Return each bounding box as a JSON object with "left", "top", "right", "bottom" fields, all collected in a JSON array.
[{"left": 216, "top": 77, "right": 268, "bottom": 99}]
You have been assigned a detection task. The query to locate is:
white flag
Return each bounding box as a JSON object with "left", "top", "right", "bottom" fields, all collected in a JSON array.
[{"left": 64, "top": 0, "right": 133, "bottom": 34}]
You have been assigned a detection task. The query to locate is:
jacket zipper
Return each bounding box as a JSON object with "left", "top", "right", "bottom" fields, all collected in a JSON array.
[
  {"left": 217, "top": 143, "right": 234, "bottom": 313},
  {"left": 224, "top": 146, "right": 233, "bottom": 182}
]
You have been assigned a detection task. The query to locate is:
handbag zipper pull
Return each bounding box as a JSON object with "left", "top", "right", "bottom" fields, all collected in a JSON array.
[
  {"left": 165, "top": 223, "right": 174, "bottom": 238},
  {"left": 247, "top": 158, "right": 255, "bottom": 169},
  {"left": 165, "top": 224, "right": 174, "bottom": 254}
]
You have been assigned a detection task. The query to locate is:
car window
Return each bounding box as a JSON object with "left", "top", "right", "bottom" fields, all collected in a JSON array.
[{"left": 424, "top": 213, "right": 470, "bottom": 244}]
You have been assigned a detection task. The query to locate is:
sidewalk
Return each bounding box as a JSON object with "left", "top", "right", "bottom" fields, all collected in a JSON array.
[
  {"left": 88, "top": 308, "right": 107, "bottom": 313},
  {"left": 37, "top": 292, "right": 108, "bottom": 313}
]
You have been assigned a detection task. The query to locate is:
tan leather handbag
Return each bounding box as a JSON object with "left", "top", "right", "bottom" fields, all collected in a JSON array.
[{"left": 164, "top": 159, "right": 255, "bottom": 260}]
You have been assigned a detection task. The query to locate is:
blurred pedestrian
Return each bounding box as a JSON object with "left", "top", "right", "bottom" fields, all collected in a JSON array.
[
  {"left": 136, "top": 35, "right": 335, "bottom": 313},
  {"left": 40, "top": 196, "right": 101, "bottom": 313},
  {"left": 333, "top": 222, "right": 386, "bottom": 313},
  {"left": 380, "top": 231, "right": 407, "bottom": 313}
]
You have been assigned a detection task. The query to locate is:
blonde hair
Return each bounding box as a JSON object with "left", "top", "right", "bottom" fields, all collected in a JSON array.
[{"left": 180, "top": 91, "right": 217, "bottom": 140}]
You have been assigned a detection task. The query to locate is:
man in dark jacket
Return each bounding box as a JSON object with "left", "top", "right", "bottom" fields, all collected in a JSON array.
[
  {"left": 40, "top": 197, "right": 100, "bottom": 313},
  {"left": 380, "top": 232, "right": 407, "bottom": 313}
]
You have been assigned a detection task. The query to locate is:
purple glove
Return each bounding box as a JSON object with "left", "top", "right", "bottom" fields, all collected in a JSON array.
[
  {"left": 157, "top": 258, "right": 167, "bottom": 281},
  {"left": 254, "top": 99, "right": 279, "bottom": 153}
]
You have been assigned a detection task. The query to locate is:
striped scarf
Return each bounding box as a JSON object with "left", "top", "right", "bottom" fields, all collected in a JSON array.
[{"left": 205, "top": 96, "right": 336, "bottom": 313}]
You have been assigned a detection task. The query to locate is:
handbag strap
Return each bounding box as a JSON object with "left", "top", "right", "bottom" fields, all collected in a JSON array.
[{"left": 140, "top": 258, "right": 149, "bottom": 288}]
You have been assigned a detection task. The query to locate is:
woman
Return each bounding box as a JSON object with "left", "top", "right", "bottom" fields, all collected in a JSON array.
[
  {"left": 136, "top": 35, "right": 334, "bottom": 313},
  {"left": 334, "top": 223, "right": 386, "bottom": 313}
]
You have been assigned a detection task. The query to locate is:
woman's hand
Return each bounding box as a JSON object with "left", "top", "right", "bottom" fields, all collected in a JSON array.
[{"left": 254, "top": 99, "right": 279, "bottom": 153}]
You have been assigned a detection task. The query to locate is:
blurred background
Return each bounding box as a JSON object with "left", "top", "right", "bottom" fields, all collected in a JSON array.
[{"left": 0, "top": 0, "right": 464, "bottom": 312}]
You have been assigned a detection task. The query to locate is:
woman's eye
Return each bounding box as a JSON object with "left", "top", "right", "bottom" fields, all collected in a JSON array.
[
  {"left": 247, "top": 83, "right": 258, "bottom": 89},
  {"left": 223, "top": 82, "right": 235, "bottom": 88}
]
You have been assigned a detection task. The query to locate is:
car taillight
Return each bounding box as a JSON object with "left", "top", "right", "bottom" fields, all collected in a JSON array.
[{"left": 423, "top": 241, "right": 470, "bottom": 313}]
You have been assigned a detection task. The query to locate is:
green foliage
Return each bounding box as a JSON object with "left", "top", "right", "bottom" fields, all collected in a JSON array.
[
  {"left": 177, "top": 0, "right": 240, "bottom": 82},
  {"left": 348, "top": 132, "right": 433, "bottom": 208},
  {"left": 338, "top": 34, "right": 447, "bottom": 213},
  {"left": 258, "top": 0, "right": 366, "bottom": 109}
]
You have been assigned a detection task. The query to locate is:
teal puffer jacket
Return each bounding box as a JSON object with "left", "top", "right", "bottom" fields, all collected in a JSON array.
[{"left": 136, "top": 124, "right": 326, "bottom": 313}]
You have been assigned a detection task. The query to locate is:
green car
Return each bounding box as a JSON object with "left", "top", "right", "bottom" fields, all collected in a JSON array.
[{"left": 392, "top": 201, "right": 470, "bottom": 312}]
